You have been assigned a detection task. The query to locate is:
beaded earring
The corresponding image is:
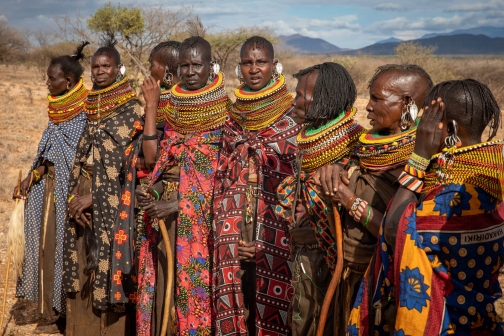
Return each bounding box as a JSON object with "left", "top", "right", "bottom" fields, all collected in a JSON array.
[
  {"left": 235, "top": 64, "right": 244, "bottom": 84},
  {"left": 163, "top": 67, "right": 173, "bottom": 87},
  {"left": 437, "top": 120, "right": 461, "bottom": 182}
]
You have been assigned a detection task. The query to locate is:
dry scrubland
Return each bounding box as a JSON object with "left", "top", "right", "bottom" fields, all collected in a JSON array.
[{"left": 0, "top": 54, "right": 504, "bottom": 334}]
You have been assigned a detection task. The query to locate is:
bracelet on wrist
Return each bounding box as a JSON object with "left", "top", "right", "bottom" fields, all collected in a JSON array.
[
  {"left": 345, "top": 195, "right": 358, "bottom": 211},
  {"left": 152, "top": 189, "right": 160, "bottom": 200},
  {"left": 143, "top": 134, "right": 158, "bottom": 140},
  {"left": 32, "top": 169, "right": 41, "bottom": 183},
  {"left": 363, "top": 206, "right": 372, "bottom": 227},
  {"left": 398, "top": 171, "right": 424, "bottom": 193}
]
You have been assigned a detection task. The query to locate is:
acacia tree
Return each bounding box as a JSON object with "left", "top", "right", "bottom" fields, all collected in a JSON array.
[{"left": 0, "top": 20, "right": 30, "bottom": 63}]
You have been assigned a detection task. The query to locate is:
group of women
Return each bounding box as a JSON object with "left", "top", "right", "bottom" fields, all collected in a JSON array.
[{"left": 11, "top": 25, "right": 504, "bottom": 336}]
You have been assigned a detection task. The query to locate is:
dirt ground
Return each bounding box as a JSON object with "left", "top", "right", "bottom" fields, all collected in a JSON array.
[{"left": 0, "top": 64, "right": 503, "bottom": 335}]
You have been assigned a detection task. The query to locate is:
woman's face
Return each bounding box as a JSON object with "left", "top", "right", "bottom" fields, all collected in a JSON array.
[
  {"left": 91, "top": 52, "right": 120, "bottom": 89},
  {"left": 240, "top": 46, "right": 275, "bottom": 91},
  {"left": 291, "top": 71, "right": 318, "bottom": 125},
  {"left": 179, "top": 46, "right": 211, "bottom": 90},
  {"left": 365, "top": 70, "right": 405, "bottom": 134},
  {"left": 46, "top": 65, "right": 69, "bottom": 96},
  {"left": 149, "top": 51, "right": 166, "bottom": 84}
]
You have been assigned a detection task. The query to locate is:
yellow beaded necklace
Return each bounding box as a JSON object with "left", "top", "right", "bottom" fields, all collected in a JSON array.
[
  {"left": 84, "top": 77, "right": 137, "bottom": 122},
  {"left": 165, "top": 72, "right": 231, "bottom": 134},
  {"left": 156, "top": 89, "right": 171, "bottom": 123},
  {"left": 231, "top": 74, "right": 293, "bottom": 131},
  {"left": 357, "top": 119, "right": 419, "bottom": 172},
  {"left": 423, "top": 140, "right": 504, "bottom": 200},
  {"left": 47, "top": 78, "right": 88, "bottom": 124}
]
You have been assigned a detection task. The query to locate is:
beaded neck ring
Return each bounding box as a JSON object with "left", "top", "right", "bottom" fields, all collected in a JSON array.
[
  {"left": 156, "top": 89, "right": 171, "bottom": 123},
  {"left": 231, "top": 74, "right": 293, "bottom": 131},
  {"left": 47, "top": 78, "right": 88, "bottom": 124},
  {"left": 357, "top": 119, "right": 419, "bottom": 173},
  {"left": 297, "top": 107, "right": 365, "bottom": 172},
  {"left": 423, "top": 139, "right": 504, "bottom": 200},
  {"left": 84, "top": 77, "right": 136, "bottom": 123},
  {"left": 166, "top": 72, "right": 231, "bottom": 134}
]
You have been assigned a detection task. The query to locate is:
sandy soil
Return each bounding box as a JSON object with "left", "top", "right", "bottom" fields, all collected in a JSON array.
[{"left": 0, "top": 64, "right": 503, "bottom": 335}]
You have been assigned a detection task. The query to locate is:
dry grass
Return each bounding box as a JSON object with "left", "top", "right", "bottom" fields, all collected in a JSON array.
[{"left": 0, "top": 53, "right": 504, "bottom": 333}]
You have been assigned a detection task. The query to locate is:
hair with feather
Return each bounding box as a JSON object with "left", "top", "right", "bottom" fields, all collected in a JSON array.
[
  {"left": 94, "top": 33, "right": 121, "bottom": 65},
  {"left": 185, "top": 16, "right": 206, "bottom": 38}
]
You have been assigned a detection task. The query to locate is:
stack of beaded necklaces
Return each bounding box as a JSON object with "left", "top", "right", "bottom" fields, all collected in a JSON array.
[
  {"left": 297, "top": 107, "right": 365, "bottom": 172},
  {"left": 84, "top": 77, "right": 137, "bottom": 122},
  {"left": 47, "top": 78, "right": 88, "bottom": 124},
  {"left": 156, "top": 88, "right": 171, "bottom": 123},
  {"left": 166, "top": 72, "right": 230, "bottom": 134},
  {"left": 357, "top": 119, "right": 419, "bottom": 173},
  {"left": 423, "top": 139, "right": 504, "bottom": 200},
  {"left": 231, "top": 74, "right": 293, "bottom": 131}
]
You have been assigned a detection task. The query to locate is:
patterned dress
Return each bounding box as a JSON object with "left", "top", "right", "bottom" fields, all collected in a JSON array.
[
  {"left": 17, "top": 80, "right": 87, "bottom": 315},
  {"left": 348, "top": 142, "right": 504, "bottom": 336},
  {"left": 213, "top": 102, "right": 300, "bottom": 335}
]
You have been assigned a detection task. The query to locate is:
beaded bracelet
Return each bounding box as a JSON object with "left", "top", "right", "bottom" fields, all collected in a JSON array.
[
  {"left": 152, "top": 189, "right": 160, "bottom": 200},
  {"left": 32, "top": 169, "right": 41, "bottom": 183},
  {"left": 408, "top": 152, "right": 430, "bottom": 171},
  {"left": 363, "top": 206, "right": 372, "bottom": 228},
  {"left": 345, "top": 195, "right": 358, "bottom": 211},
  {"left": 404, "top": 163, "right": 426, "bottom": 179},
  {"left": 349, "top": 198, "right": 368, "bottom": 221},
  {"left": 398, "top": 171, "right": 424, "bottom": 193}
]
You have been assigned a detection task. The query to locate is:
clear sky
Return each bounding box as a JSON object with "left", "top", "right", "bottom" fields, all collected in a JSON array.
[{"left": 2, "top": 0, "right": 504, "bottom": 49}]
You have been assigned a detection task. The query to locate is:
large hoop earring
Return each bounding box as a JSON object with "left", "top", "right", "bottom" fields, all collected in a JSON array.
[
  {"left": 163, "top": 67, "right": 173, "bottom": 87},
  {"left": 235, "top": 64, "right": 244, "bottom": 84},
  {"left": 272, "top": 60, "right": 283, "bottom": 80}
]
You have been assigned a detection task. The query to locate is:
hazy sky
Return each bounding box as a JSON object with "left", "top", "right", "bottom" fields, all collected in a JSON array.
[{"left": 2, "top": 0, "right": 504, "bottom": 48}]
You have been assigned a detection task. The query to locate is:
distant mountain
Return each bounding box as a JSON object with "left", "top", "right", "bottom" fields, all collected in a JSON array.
[
  {"left": 376, "top": 37, "right": 403, "bottom": 44},
  {"left": 341, "top": 34, "right": 504, "bottom": 56},
  {"left": 279, "top": 34, "right": 347, "bottom": 53},
  {"left": 421, "top": 26, "right": 504, "bottom": 39}
]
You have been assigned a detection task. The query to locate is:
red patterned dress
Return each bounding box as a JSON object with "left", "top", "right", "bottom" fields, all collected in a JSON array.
[
  {"left": 136, "top": 72, "right": 231, "bottom": 336},
  {"left": 213, "top": 75, "right": 301, "bottom": 336}
]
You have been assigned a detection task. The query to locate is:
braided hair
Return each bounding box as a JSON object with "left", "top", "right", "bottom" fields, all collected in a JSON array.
[
  {"left": 425, "top": 79, "right": 501, "bottom": 140},
  {"left": 369, "top": 64, "right": 433, "bottom": 89},
  {"left": 240, "top": 36, "right": 274, "bottom": 60},
  {"left": 179, "top": 36, "right": 212, "bottom": 63},
  {"left": 149, "top": 41, "right": 181, "bottom": 71},
  {"left": 293, "top": 62, "right": 357, "bottom": 124},
  {"left": 49, "top": 41, "right": 89, "bottom": 80},
  {"left": 94, "top": 34, "right": 121, "bottom": 65}
]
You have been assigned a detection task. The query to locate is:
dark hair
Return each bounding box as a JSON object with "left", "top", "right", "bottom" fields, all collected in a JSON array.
[
  {"left": 179, "top": 36, "right": 212, "bottom": 63},
  {"left": 49, "top": 41, "right": 89, "bottom": 80},
  {"left": 368, "top": 64, "right": 434, "bottom": 89},
  {"left": 149, "top": 41, "right": 181, "bottom": 72},
  {"left": 240, "top": 36, "right": 274, "bottom": 60},
  {"left": 425, "top": 79, "right": 501, "bottom": 140},
  {"left": 94, "top": 34, "right": 121, "bottom": 65},
  {"left": 293, "top": 62, "right": 357, "bottom": 124}
]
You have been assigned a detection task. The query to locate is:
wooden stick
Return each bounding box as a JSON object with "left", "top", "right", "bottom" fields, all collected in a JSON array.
[
  {"left": 1, "top": 171, "right": 22, "bottom": 330},
  {"left": 316, "top": 204, "right": 344, "bottom": 336},
  {"left": 158, "top": 219, "right": 173, "bottom": 336}
]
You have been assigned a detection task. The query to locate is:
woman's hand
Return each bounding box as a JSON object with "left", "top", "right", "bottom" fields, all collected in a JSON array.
[
  {"left": 314, "top": 164, "right": 344, "bottom": 197},
  {"left": 142, "top": 200, "right": 178, "bottom": 219},
  {"left": 13, "top": 176, "right": 32, "bottom": 200},
  {"left": 68, "top": 194, "right": 92, "bottom": 227},
  {"left": 141, "top": 76, "right": 161, "bottom": 112},
  {"left": 238, "top": 240, "right": 255, "bottom": 262},
  {"left": 414, "top": 97, "right": 445, "bottom": 159},
  {"left": 135, "top": 185, "right": 155, "bottom": 208}
]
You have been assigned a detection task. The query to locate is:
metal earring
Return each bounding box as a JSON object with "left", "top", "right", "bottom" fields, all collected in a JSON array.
[
  {"left": 116, "top": 64, "right": 126, "bottom": 81},
  {"left": 408, "top": 100, "right": 418, "bottom": 121},
  {"left": 437, "top": 120, "right": 461, "bottom": 182},
  {"left": 177, "top": 66, "right": 181, "bottom": 79},
  {"left": 400, "top": 109, "right": 410, "bottom": 130},
  {"left": 209, "top": 61, "right": 220, "bottom": 82},
  {"left": 90, "top": 70, "right": 95, "bottom": 83},
  {"left": 235, "top": 64, "right": 244, "bottom": 84},
  {"left": 163, "top": 67, "right": 173, "bottom": 87},
  {"left": 272, "top": 60, "right": 282, "bottom": 80}
]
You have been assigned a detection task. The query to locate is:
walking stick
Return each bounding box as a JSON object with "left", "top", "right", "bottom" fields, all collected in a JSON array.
[
  {"left": 158, "top": 219, "right": 173, "bottom": 336},
  {"left": 316, "top": 204, "right": 344, "bottom": 336},
  {"left": 1, "top": 170, "right": 22, "bottom": 330}
]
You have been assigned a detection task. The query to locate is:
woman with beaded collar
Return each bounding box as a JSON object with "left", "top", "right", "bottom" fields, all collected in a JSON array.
[
  {"left": 135, "top": 32, "right": 231, "bottom": 335},
  {"left": 348, "top": 80, "right": 504, "bottom": 335},
  {"left": 109, "top": 41, "right": 182, "bottom": 319},
  {"left": 275, "top": 62, "right": 365, "bottom": 336},
  {"left": 318, "top": 64, "right": 433, "bottom": 334},
  {"left": 212, "top": 36, "right": 301, "bottom": 336},
  {"left": 63, "top": 36, "right": 142, "bottom": 335},
  {"left": 12, "top": 41, "right": 89, "bottom": 334}
]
